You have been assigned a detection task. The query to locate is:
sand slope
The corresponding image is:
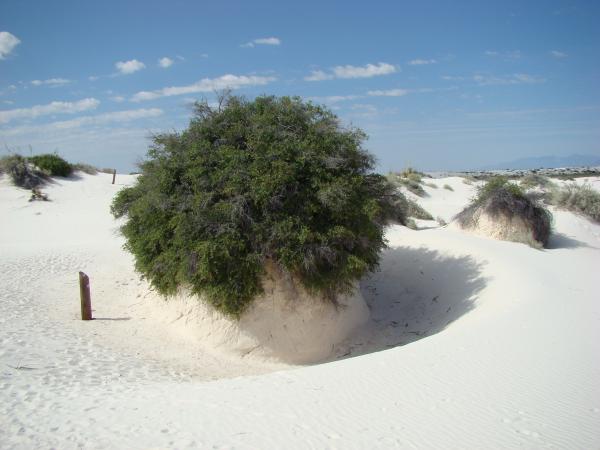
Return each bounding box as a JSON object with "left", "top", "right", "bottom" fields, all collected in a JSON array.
[{"left": 1, "top": 173, "right": 599, "bottom": 448}]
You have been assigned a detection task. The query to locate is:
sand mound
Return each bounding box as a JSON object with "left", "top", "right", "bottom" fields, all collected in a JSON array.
[
  {"left": 451, "top": 208, "right": 546, "bottom": 248},
  {"left": 452, "top": 182, "right": 552, "bottom": 247},
  {"left": 143, "top": 263, "right": 369, "bottom": 364}
]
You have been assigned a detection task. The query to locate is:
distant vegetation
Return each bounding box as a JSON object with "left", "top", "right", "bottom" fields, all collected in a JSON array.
[
  {"left": 443, "top": 184, "right": 454, "bottom": 191},
  {"left": 0, "top": 152, "right": 102, "bottom": 194},
  {"left": 406, "top": 198, "right": 433, "bottom": 220},
  {"left": 112, "top": 95, "right": 408, "bottom": 317},
  {"left": 455, "top": 176, "right": 553, "bottom": 248},
  {"left": 387, "top": 167, "right": 428, "bottom": 197},
  {"left": 73, "top": 163, "right": 99, "bottom": 175},
  {"left": 0, "top": 154, "right": 48, "bottom": 189},
  {"left": 552, "top": 183, "right": 600, "bottom": 223},
  {"left": 29, "top": 154, "right": 73, "bottom": 177},
  {"left": 519, "top": 173, "right": 555, "bottom": 190}
]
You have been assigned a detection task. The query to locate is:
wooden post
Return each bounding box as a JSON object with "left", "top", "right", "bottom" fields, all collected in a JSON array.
[
  {"left": 79, "top": 271, "right": 92, "bottom": 320},
  {"left": 112, "top": 169, "right": 116, "bottom": 185}
]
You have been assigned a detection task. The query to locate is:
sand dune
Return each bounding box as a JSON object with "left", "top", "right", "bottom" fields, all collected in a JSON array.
[{"left": 1, "top": 172, "right": 599, "bottom": 448}]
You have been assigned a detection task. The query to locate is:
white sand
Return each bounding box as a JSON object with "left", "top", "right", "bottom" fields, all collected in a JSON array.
[{"left": 1, "top": 172, "right": 599, "bottom": 448}]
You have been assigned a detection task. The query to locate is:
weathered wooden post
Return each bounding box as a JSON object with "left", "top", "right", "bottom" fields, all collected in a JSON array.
[
  {"left": 79, "top": 271, "right": 92, "bottom": 320},
  {"left": 112, "top": 169, "right": 116, "bottom": 185}
]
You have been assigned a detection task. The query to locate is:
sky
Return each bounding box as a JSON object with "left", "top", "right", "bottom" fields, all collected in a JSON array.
[{"left": 1, "top": 0, "right": 599, "bottom": 172}]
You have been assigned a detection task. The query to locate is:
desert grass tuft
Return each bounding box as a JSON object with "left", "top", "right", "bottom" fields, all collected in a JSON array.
[{"left": 552, "top": 183, "right": 600, "bottom": 222}]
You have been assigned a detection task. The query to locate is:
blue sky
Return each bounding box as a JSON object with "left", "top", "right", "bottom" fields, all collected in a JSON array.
[{"left": 1, "top": 0, "right": 599, "bottom": 172}]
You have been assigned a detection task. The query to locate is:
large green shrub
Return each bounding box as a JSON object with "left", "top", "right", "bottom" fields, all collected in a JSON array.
[
  {"left": 29, "top": 153, "right": 72, "bottom": 177},
  {"left": 112, "top": 95, "right": 405, "bottom": 317}
]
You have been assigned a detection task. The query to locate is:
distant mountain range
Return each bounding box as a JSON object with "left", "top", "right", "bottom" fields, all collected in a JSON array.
[{"left": 480, "top": 154, "right": 600, "bottom": 170}]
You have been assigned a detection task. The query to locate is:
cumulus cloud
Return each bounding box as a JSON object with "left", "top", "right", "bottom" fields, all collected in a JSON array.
[
  {"left": 408, "top": 59, "right": 437, "bottom": 65},
  {"left": 0, "top": 108, "right": 163, "bottom": 137},
  {"left": 130, "top": 74, "right": 276, "bottom": 102},
  {"left": 304, "top": 70, "right": 334, "bottom": 81},
  {"left": 115, "top": 59, "right": 146, "bottom": 74},
  {"left": 158, "top": 57, "right": 174, "bottom": 68},
  {"left": 333, "top": 62, "right": 397, "bottom": 79},
  {"left": 241, "top": 37, "right": 281, "bottom": 48},
  {"left": 0, "top": 31, "right": 21, "bottom": 59},
  {"left": 550, "top": 50, "right": 568, "bottom": 58},
  {"left": 305, "top": 62, "right": 397, "bottom": 81},
  {"left": 31, "top": 78, "right": 71, "bottom": 87},
  {"left": 367, "top": 88, "right": 409, "bottom": 97},
  {"left": 0, "top": 98, "right": 100, "bottom": 124}
]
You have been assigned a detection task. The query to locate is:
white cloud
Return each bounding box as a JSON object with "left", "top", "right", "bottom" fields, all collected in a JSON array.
[
  {"left": 0, "top": 31, "right": 21, "bottom": 59},
  {"left": 367, "top": 88, "right": 409, "bottom": 97},
  {"left": 115, "top": 59, "right": 146, "bottom": 75},
  {"left": 31, "top": 78, "right": 71, "bottom": 87},
  {"left": 305, "top": 62, "right": 397, "bottom": 82},
  {"left": 158, "top": 57, "right": 174, "bottom": 68},
  {"left": 473, "top": 73, "right": 545, "bottom": 86},
  {"left": 54, "top": 108, "right": 163, "bottom": 129},
  {"left": 0, "top": 108, "right": 163, "bottom": 136},
  {"left": 88, "top": 75, "right": 100, "bottom": 81},
  {"left": 408, "top": 59, "right": 437, "bottom": 65},
  {"left": 0, "top": 84, "right": 18, "bottom": 96},
  {"left": 241, "top": 37, "right": 281, "bottom": 48},
  {"left": 304, "top": 70, "right": 334, "bottom": 81},
  {"left": 441, "top": 75, "right": 466, "bottom": 81},
  {"left": 550, "top": 50, "right": 568, "bottom": 58},
  {"left": 110, "top": 96, "right": 125, "bottom": 103},
  {"left": 333, "top": 62, "right": 397, "bottom": 79},
  {"left": 484, "top": 50, "right": 522, "bottom": 60},
  {"left": 307, "top": 95, "right": 361, "bottom": 104},
  {"left": 0, "top": 98, "right": 100, "bottom": 124},
  {"left": 131, "top": 74, "right": 276, "bottom": 102}
]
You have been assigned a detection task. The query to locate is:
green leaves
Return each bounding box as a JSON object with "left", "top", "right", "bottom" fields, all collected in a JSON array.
[
  {"left": 112, "top": 95, "right": 404, "bottom": 317},
  {"left": 29, "top": 153, "right": 72, "bottom": 177}
]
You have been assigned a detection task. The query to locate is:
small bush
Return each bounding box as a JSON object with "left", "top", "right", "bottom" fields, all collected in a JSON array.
[
  {"left": 73, "top": 163, "right": 98, "bottom": 175},
  {"left": 29, "top": 188, "right": 49, "bottom": 202},
  {"left": 436, "top": 216, "right": 447, "bottom": 226},
  {"left": 552, "top": 183, "right": 600, "bottom": 222},
  {"left": 29, "top": 153, "right": 72, "bottom": 177},
  {"left": 387, "top": 168, "right": 428, "bottom": 197},
  {"left": 425, "top": 182, "right": 438, "bottom": 189},
  {"left": 455, "top": 176, "right": 552, "bottom": 247},
  {"left": 405, "top": 218, "right": 418, "bottom": 230},
  {"left": 112, "top": 95, "right": 407, "bottom": 317},
  {"left": 443, "top": 184, "right": 454, "bottom": 191},
  {"left": 399, "top": 167, "right": 425, "bottom": 182},
  {"left": 0, "top": 155, "right": 48, "bottom": 189},
  {"left": 520, "top": 173, "right": 554, "bottom": 190},
  {"left": 406, "top": 199, "right": 433, "bottom": 220}
]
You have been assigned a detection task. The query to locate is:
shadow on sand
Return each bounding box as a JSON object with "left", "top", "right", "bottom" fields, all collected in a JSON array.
[
  {"left": 334, "top": 246, "right": 487, "bottom": 359},
  {"left": 546, "top": 232, "right": 594, "bottom": 250}
]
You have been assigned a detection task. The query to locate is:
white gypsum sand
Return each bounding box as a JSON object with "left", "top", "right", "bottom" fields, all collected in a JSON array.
[{"left": 1, "top": 172, "right": 599, "bottom": 448}]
